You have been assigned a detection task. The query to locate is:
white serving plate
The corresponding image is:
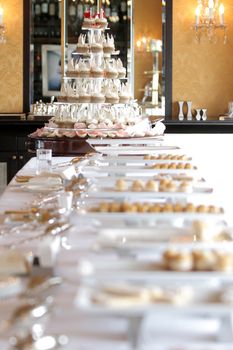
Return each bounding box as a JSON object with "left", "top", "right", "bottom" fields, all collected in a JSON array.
[
  {"left": 20, "top": 184, "right": 63, "bottom": 193},
  {"left": 77, "top": 211, "right": 226, "bottom": 224},
  {"left": 94, "top": 158, "right": 193, "bottom": 166},
  {"left": 95, "top": 227, "right": 232, "bottom": 251},
  {"left": 75, "top": 284, "right": 233, "bottom": 316},
  {"left": 86, "top": 136, "right": 164, "bottom": 146},
  {"left": 86, "top": 188, "right": 213, "bottom": 200},
  {"left": 94, "top": 146, "right": 180, "bottom": 155},
  {"left": 82, "top": 166, "right": 199, "bottom": 177},
  {"left": 77, "top": 258, "right": 233, "bottom": 282}
]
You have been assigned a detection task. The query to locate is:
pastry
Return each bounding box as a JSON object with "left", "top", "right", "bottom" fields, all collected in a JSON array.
[
  {"left": 89, "top": 32, "right": 103, "bottom": 53},
  {"left": 76, "top": 34, "right": 89, "bottom": 54},
  {"left": 105, "top": 60, "right": 118, "bottom": 79},
  {"left": 179, "top": 181, "right": 193, "bottom": 193},
  {"left": 145, "top": 180, "right": 158, "bottom": 192},
  {"left": 77, "top": 60, "right": 91, "bottom": 78},
  {"left": 130, "top": 180, "right": 144, "bottom": 192},
  {"left": 116, "top": 58, "right": 126, "bottom": 78},
  {"left": 115, "top": 179, "right": 128, "bottom": 191},
  {"left": 192, "top": 250, "right": 216, "bottom": 270},
  {"left": 214, "top": 252, "right": 233, "bottom": 272},
  {"left": 103, "top": 34, "right": 115, "bottom": 54},
  {"left": 163, "top": 249, "right": 193, "bottom": 272},
  {"left": 95, "top": 9, "right": 108, "bottom": 29},
  {"left": 91, "top": 92, "right": 106, "bottom": 103}
]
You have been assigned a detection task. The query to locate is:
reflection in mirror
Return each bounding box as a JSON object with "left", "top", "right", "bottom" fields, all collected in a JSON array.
[
  {"left": 133, "top": 0, "right": 166, "bottom": 116},
  {"left": 29, "top": 0, "right": 171, "bottom": 117}
]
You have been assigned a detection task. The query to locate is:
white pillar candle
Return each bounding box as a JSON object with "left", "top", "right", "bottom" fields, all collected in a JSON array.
[
  {"left": 208, "top": 0, "right": 214, "bottom": 18},
  {"left": 195, "top": 6, "right": 200, "bottom": 25},
  {"left": 219, "top": 4, "right": 225, "bottom": 25},
  {"left": 0, "top": 6, "right": 4, "bottom": 25}
]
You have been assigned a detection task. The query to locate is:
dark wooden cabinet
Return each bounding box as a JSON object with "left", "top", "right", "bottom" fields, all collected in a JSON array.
[{"left": 0, "top": 117, "right": 44, "bottom": 184}]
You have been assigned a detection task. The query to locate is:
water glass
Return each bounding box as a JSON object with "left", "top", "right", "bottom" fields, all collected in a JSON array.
[
  {"left": 57, "top": 191, "right": 73, "bottom": 214},
  {"left": 36, "top": 149, "right": 52, "bottom": 175}
]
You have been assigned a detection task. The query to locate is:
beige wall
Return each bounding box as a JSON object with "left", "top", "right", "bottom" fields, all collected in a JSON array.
[
  {"left": 0, "top": 0, "right": 23, "bottom": 113},
  {"left": 173, "top": 0, "right": 233, "bottom": 119},
  {"left": 134, "top": 0, "right": 162, "bottom": 101}
]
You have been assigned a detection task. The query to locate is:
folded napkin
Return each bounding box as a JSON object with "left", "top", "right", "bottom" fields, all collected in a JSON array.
[{"left": 0, "top": 250, "right": 31, "bottom": 275}]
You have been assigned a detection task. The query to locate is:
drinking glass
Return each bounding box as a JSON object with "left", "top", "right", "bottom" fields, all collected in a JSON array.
[{"left": 36, "top": 149, "right": 52, "bottom": 175}]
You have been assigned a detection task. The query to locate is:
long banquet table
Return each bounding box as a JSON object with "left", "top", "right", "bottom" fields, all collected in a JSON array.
[{"left": 1, "top": 134, "right": 233, "bottom": 350}]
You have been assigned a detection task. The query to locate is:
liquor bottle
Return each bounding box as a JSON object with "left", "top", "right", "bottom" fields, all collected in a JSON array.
[
  {"left": 49, "top": 0, "right": 57, "bottom": 19},
  {"left": 58, "top": 0, "right": 62, "bottom": 20},
  {"left": 34, "top": 0, "right": 41, "bottom": 24},
  {"left": 104, "top": 1, "right": 111, "bottom": 19},
  {"left": 49, "top": 0, "right": 57, "bottom": 37},
  {"left": 41, "top": 0, "right": 49, "bottom": 22},
  {"left": 119, "top": 0, "right": 127, "bottom": 21},
  {"left": 68, "top": 0, "right": 77, "bottom": 37},
  {"left": 76, "top": 0, "right": 84, "bottom": 20}
]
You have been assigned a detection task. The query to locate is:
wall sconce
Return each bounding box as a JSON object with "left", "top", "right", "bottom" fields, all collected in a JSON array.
[
  {"left": 0, "top": 4, "right": 6, "bottom": 44},
  {"left": 194, "top": 0, "right": 227, "bottom": 43}
]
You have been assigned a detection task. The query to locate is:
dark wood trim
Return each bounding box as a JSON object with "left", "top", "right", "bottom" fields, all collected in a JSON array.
[
  {"left": 165, "top": 0, "right": 172, "bottom": 119},
  {"left": 23, "top": 0, "right": 30, "bottom": 113},
  {"left": 165, "top": 120, "right": 233, "bottom": 133}
]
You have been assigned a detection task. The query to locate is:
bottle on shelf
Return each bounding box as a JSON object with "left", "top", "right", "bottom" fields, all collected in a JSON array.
[
  {"left": 68, "top": 0, "right": 77, "bottom": 37},
  {"left": 49, "top": 0, "right": 57, "bottom": 37},
  {"left": 119, "top": 0, "right": 127, "bottom": 22},
  {"left": 34, "top": 0, "right": 42, "bottom": 24},
  {"left": 41, "top": 0, "right": 49, "bottom": 22}
]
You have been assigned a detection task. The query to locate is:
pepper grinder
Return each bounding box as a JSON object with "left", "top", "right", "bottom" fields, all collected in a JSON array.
[
  {"left": 202, "top": 109, "right": 207, "bottom": 121},
  {"left": 178, "top": 101, "right": 184, "bottom": 121},
  {"left": 196, "top": 109, "right": 202, "bottom": 121},
  {"left": 187, "top": 101, "right": 192, "bottom": 121}
]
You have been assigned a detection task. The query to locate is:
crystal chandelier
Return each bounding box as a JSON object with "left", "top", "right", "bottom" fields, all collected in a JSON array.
[{"left": 194, "top": 0, "right": 227, "bottom": 43}]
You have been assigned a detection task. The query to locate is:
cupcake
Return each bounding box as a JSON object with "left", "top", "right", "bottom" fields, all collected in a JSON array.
[
  {"left": 116, "top": 58, "right": 126, "bottom": 79},
  {"left": 95, "top": 9, "right": 108, "bottom": 29},
  {"left": 89, "top": 32, "right": 103, "bottom": 53},
  {"left": 103, "top": 34, "right": 115, "bottom": 54},
  {"left": 58, "top": 81, "right": 68, "bottom": 102},
  {"left": 91, "top": 91, "right": 106, "bottom": 104},
  {"left": 83, "top": 10, "right": 95, "bottom": 29},
  {"left": 76, "top": 34, "right": 89, "bottom": 54},
  {"left": 66, "top": 58, "right": 76, "bottom": 77},
  {"left": 77, "top": 83, "right": 91, "bottom": 103},
  {"left": 105, "top": 60, "right": 118, "bottom": 79},
  {"left": 115, "top": 179, "right": 127, "bottom": 191},
  {"left": 163, "top": 249, "right": 193, "bottom": 272},
  {"left": 77, "top": 59, "right": 91, "bottom": 78},
  {"left": 119, "top": 82, "right": 131, "bottom": 104},
  {"left": 91, "top": 60, "right": 104, "bottom": 78}
]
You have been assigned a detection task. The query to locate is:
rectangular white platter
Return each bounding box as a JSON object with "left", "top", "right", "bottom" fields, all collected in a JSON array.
[
  {"left": 82, "top": 166, "right": 199, "bottom": 176},
  {"left": 77, "top": 258, "right": 233, "bottom": 282},
  {"left": 77, "top": 211, "right": 225, "bottom": 223},
  {"left": 93, "top": 146, "right": 181, "bottom": 155},
  {"left": 94, "top": 227, "right": 232, "bottom": 251},
  {"left": 94, "top": 158, "right": 193, "bottom": 166},
  {"left": 75, "top": 284, "right": 233, "bottom": 316},
  {"left": 86, "top": 136, "right": 165, "bottom": 146}
]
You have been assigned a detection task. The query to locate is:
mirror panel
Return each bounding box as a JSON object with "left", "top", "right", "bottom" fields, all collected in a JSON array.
[{"left": 29, "top": 0, "right": 172, "bottom": 117}]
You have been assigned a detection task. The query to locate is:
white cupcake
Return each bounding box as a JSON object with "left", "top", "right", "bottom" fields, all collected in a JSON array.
[{"left": 76, "top": 34, "right": 89, "bottom": 54}]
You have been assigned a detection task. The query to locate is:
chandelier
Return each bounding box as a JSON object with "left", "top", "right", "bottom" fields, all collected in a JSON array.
[{"left": 194, "top": 0, "right": 227, "bottom": 43}]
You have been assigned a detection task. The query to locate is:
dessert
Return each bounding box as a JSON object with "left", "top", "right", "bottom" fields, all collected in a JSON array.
[
  {"left": 58, "top": 81, "right": 68, "bottom": 102},
  {"left": 76, "top": 34, "right": 89, "bottom": 54},
  {"left": 115, "top": 179, "right": 127, "bottom": 191},
  {"left": 77, "top": 59, "right": 91, "bottom": 78},
  {"left": 145, "top": 180, "right": 159, "bottom": 192},
  {"left": 103, "top": 34, "right": 115, "bottom": 54},
  {"left": 90, "top": 60, "right": 104, "bottom": 78},
  {"left": 215, "top": 252, "right": 233, "bottom": 272},
  {"left": 192, "top": 250, "right": 216, "bottom": 270},
  {"left": 163, "top": 249, "right": 193, "bottom": 272},
  {"left": 89, "top": 32, "right": 103, "bottom": 53},
  {"left": 105, "top": 82, "right": 119, "bottom": 104},
  {"left": 119, "top": 82, "right": 131, "bottom": 104},
  {"left": 83, "top": 10, "right": 95, "bottom": 29},
  {"left": 95, "top": 9, "right": 108, "bottom": 29},
  {"left": 105, "top": 60, "right": 118, "bottom": 79},
  {"left": 77, "top": 83, "right": 91, "bottom": 103},
  {"left": 91, "top": 90, "right": 106, "bottom": 103},
  {"left": 66, "top": 58, "right": 76, "bottom": 77},
  {"left": 130, "top": 180, "right": 144, "bottom": 192},
  {"left": 117, "top": 58, "right": 126, "bottom": 78}
]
